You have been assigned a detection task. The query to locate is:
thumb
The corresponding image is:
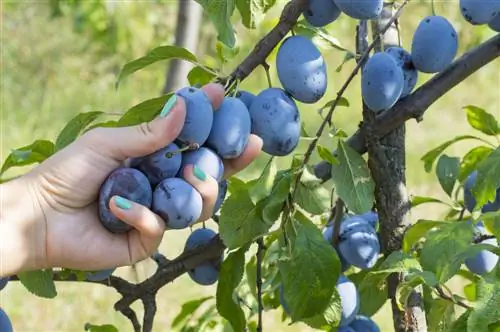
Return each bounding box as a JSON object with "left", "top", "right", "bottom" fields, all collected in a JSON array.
[{"left": 83, "top": 95, "right": 186, "bottom": 160}]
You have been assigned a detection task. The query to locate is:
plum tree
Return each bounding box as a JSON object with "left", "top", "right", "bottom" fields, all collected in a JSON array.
[
  {"left": 175, "top": 87, "right": 213, "bottom": 146},
  {"left": 460, "top": 0, "right": 500, "bottom": 25},
  {"left": 361, "top": 52, "right": 404, "bottom": 112},
  {"left": 206, "top": 97, "right": 251, "bottom": 159},
  {"left": 303, "top": 0, "right": 341, "bottom": 27},
  {"left": 338, "top": 218, "right": 380, "bottom": 269},
  {"left": 411, "top": 16, "right": 458, "bottom": 73},
  {"left": 333, "top": 0, "right": 383, "bottom": 19},
  {"left": 323, "top": 226, "right": 351, "bottom": 271},
  {"left": 349, "top": 315, "right": 381, "bottom": 332},
  {"left": 152, "top": 178, "right": 203, "bottom": 229},
  {"left": 337, "top": 275, "right": 360, "bottom": 327},
  {"left": 489, "top": 14, "right": 500, "bottom": 31},
  {"left": 86, "top": 269, "right": 116, "bottom": 282},
  {"left": 463, "top": 170, "right": 500, "bottom": 212},
  {"left": 98, "top": 168, "right": 153, "bottom": 233},
  {"left": 179, "top": 147, "right": 224, "bottom": 181},
  {"left": 249, "top": 88, "right": 300, "bottom": 156},
  {"left": 385, "top": 47, "right": 418, "bottom": 98},
  {"left": 276, "top": 35, "right": 327, "bottom": 103},
  {"left": 235, "top": 90, "right": 256, "bottom": 109},
  {"left": 213, "top": 180, "right": 227, "bottom": 215},
  {"left": 0, "top": 277, "right": 9, "bottom": 291},
  {"left": 184, "top": 228, "right": 222, "bottom": 285},
  {"left": 129, "top": 143, "right": 182, "bottom": 187},
  {"left": 0, "top": 308, "right": 12, "bottom": 332}
]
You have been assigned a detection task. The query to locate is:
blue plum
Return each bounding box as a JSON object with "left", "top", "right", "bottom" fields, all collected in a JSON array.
[
  {"left": 176, "top": 87, "right": 214, "bottom": 146},
  {"left": 362, "top": 52, "right": 404, "bottom": 112},
  {"left": 339, "top": 327, "right": 356, "bottom": 332},
  {"left": 185, "top": 228, "right": 222, "bottom": 285},
  {"left": 465, "top": 237, "right": 499, "bottom": 275},
  {"left": 463, "top": 170, "right": 500, "bottom": 212},
  {"left": 276, "top": 36, "right": 327, "bottom": 104},
  {"left": 460, "top": 0, "right": 500, "bottom": 25},
  {"left": 489, "top": 14, "right": 500, "bottom": 31},
  {"left": 86, "top": 268, "right": 116, "bottom": 282},
  {"left": 153, "top": 178, "right": 203, "bottom": 229},
  {"left": 350, "top": 315, "right": 381, "bottom": 332},
  {"left": 0, "top": 277, "right": 9, "bottom": 291},
  {"left": 249, "top": 88, "right": 301, "bottom": 156},
  {"left": 337, "top": 275, "right": 360, "bottom": 327},
  {"left": 180, "top": 147, "right": 224, "bottom": 181},
  {"left": 385, "top": 47, "right": 418, "bottom": 98},
  {"left": 213, "top": 180, "right": 228, "bottom": 215},
  {"left": 358, "top": 211, "right": 379, "bottom": 230},
  {"left": 303, "top": 0, "right": 342, "bottom": 27},
  {"left": 323, "top": 226, "right": 352, "bottom": 272},
  {"left": 129, "top": 143, "right": 182, "bottom": 187},
  {"left": 235, "top": 90, "right": 256, "bottom": 109},
  {"left": 411, "top": 16, "right": 458, "bottom": 73},
  {"left": 339, "top": 217, "right": 380, "bottom": 269},
  {"left": 98, "top": 168, "right": 153, "bottom": 233},
  {"left": 206, "top": 97, "right": 251, "bottom": 159},
  {"left": 333, "top": 0, "right": 383, "bottom": 19},
  {"left": 0, "top": 308, "right": 12, "bottom": 332}
]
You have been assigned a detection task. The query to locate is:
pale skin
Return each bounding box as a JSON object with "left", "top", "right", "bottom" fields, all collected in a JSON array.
[{"left": 0, "top": 83, "right": 263, "bottom": 277}]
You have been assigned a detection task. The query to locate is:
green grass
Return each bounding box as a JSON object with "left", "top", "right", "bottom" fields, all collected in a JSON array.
[{"left": 1, "top": 1, "right": 499, "bottom": 331}]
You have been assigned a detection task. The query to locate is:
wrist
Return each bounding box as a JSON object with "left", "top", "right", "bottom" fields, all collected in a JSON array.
[{"left": 0, "top": 175, "right": 48, "bottom": 276}]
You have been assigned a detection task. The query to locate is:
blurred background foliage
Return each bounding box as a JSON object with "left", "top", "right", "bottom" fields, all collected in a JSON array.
[{"left": 1, "top": 1, "right": 498, "bottom": 331}]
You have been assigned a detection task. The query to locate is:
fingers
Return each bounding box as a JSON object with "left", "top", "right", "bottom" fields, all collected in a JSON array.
[
  {"left": 182, "top": 165, "right": 219, "bottom": 223},
  {"left": 223, "top": 134, "right": 263, "bottom": 179},
  {"left": 201, "top": 83, "right": 225, "bottom": 110}
]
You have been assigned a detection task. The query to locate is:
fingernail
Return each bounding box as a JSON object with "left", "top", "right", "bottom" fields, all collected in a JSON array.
[
  {"left": 193, "top": 165, "right": 206, "bottom": 181},
  {"left": 159, "top": 94, "right": 178, "bottom": 117},
  {"left": 115, "top": 196, "right": 132, "bottom": 210}
]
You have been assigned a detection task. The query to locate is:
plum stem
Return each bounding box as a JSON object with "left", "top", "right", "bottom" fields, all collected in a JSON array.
[
  {"left": 262, "top": 62, "right": 273, "bottom": 88},
  {"left": 164, "top": 143, "right": 199, "bottom": 158}
]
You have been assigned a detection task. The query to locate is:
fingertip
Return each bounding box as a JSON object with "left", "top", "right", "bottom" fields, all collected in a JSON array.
[
  {"left": 201, "top": 83, "right": 225, "bottom": 110},
  {"left": 109, "top": 196, "right": 165, "bottom": 237}
]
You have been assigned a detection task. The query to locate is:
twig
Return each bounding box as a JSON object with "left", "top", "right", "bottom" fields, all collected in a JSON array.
[
  {"left": 142, "top": 296, "right": 157, "bottom": 332},
  {"left": 256, "top": 238, "right": 265, "bottom": 332},
  {"left": 330, "top": 199, "right": 345, "bottom": 246},
  {"left": 435, "top": 286, "right": 471, "bottom": 309},
  {"left": 120, "top": 307, "right": 142, "bottom": 332}
]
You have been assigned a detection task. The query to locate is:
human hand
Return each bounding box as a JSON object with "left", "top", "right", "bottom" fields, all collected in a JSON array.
[{"left": 0, "top": 83, "right": 262, "bottom": 276}]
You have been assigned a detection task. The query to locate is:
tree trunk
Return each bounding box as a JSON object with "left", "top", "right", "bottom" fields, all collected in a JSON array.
[
  {"left": 363, "top": 5, "right": 428, "bottom": 332},
  {"left": 162, "top": 0, "right": 203, "bottom": 94}
]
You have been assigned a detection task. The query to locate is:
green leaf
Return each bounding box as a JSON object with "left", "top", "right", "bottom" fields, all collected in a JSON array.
[
  {"left": 330, "top": 140, "right": 375, "bottom": 214},
  {"left": 216, "top": 41, "right": 240, "bottom": 64},
  {"left": 262, "top": 171, "right": 292, "bottom": 222},
  {"left": 195, "top": 0, "right": 236, "bottom": 47},
  {"left": 464, "top": 283, "right": 477, "bottom": 301},
  {"left": 172, "top": 297, "right": 213, "bottom": 328},
  {"left": 467, "top": 279, "right": 500, "bottom": 331},
  {"left": 117, "top": 46, "right": 199, "bottom": 87},
  {"left": 336, "top": 52, "right": 356, "bottom": 72},
  {"left": 117, "top": 94, "right": 172, "bottom": 127},
  {"left": 227, "top": 177, "right": 248, "bottom": 194},
  {"left": 317, "top": 144, "right": 338, "bottom": 165},
  {"left": 472, "top": 147, "right": 500, "bottom": 209},
  {"left": 464, "top": 105, "right": 500, "bottom": 136},
  {"left": 448, "top": 310, "right": 471, "bottom": 332},
  {"left": 279, "top": 219, "right": 340, "bottom": 321},
  {"left": 187, "top": 66, "right": 217, "bottom": 87},
  {"left": 459, "top": 146, "right": 493, "bottom": 182},
  {"left": 436, "top": 154, "right": 460, "bottom": 197},
  {"left": 420, "top": 221, "right": 474, "bottom": 283},
  {"left": 84, "top": 323, "right": 119, "bottom": 332},
  {"left": 85, "top": 120, "right": 119, "bottom": 132},
  {"left": 482, "top": 212, "right": 500, "bottom": 239},
  {"left": 17, "top": 269, "right": 57, "bottom": 299},
  {"left": 55, "top": 111, "right": 103, "bottom": 151},
  {"left": 236, "top": 0, "right": 276, "bottom": 29},
  {"left": 302, "top": 291, "right": 342, "bottom": 329},
  {"left": 294, "top": 20, "right": 351, "bottom": 53},
  {"left": 219, "top": 190, "right": 273, "bottom": 249},
  {"left": 0, "top": 140, "right": 55, "bottom": 177},
  {"left": 320, "top": 97, "right": 350, "bottom": 110},
  {"left": 421, "top": 135, "right": 487, "bottom": 173},
  {"left": 295, "top": 168, "right": 330, "bottom": 215},
  {"left": 397, "top": 271, "right": 438, "bottom": 309},
  {"left": 245, "top": 257, "right": 258, "bottom": 300},
  {"left": 216, "top": 246, "right": 247, "bottom": 332},
  {"left": 411, "top": 196, "right": 451, "bottom": 208},
  {"left": 403, "top": 219, "right": 450, "bottom": 253},
  {"left": 427, "top": 299, "right": 455, "bottom": 332},
  {"left": 249, "top": 158, "right": 277, "bottom": 204}
]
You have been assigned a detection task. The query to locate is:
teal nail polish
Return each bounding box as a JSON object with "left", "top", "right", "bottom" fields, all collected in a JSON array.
[
  {"left": 193, "top": 165, "right": 206, "bottom": 181},
  {"left": 160, "top": 94, "right": 178, "bottom": 117},
  {"left": 115, "top": 196, "right": 132, "bottom": 210}
]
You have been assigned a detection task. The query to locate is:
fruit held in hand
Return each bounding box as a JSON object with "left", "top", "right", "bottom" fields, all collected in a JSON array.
[
  {"left": 333, "top": 0, "right": 383, "bottom": 19},
  {"left": 411, "top": 16, "right": 458, "bottom": 73},
  {"left": 350, "top": 315, "right": 381, "bottom": 332},
  {"left": 99, "top": 168, "right": 153, "bottom": 233},
  {"left": 180, "top": 147, "right": 224, "bottom": 181},
  {"left": 176, "top": 87, "right": 214, "bottom": 146},
  {"left": 206, "top": 97, "right": 251, "bottom": 159},
  {"left": 463, "top": 170, "right": 500, "bottom": 212},
  {"left": 185, "top": 228, "right": 222, "bottom": 285},
  {"left": 0, "top": 308, "right": 12, "bottom": 332},
  {"left": 130, "top": 143, "right": 182, "bottom": 187},
  {"left": 362, "top": 52, "right": 404, "bottom": 112},
  {"left": 153, "top": 178, "right": 203, "bottom": 229},
  {"left": 213, "top": 180, "right": 228, "bottom": 215},
  {"left": 235, "top": 90, "right": 256, "bottom": 109},
  {"left": 460, "top": 0, "right": 500, "bottom": 25},
  {"left": 339, "top": 217, "right": 380, "bottom": 269},
  {"left": 249, "top": 88, "right": 301, "bottom": 156},
  {"left": 86, "top": 268, "right": 116, "bottom": 282},
  {"left": 276, "top": 36, "right": 327, "bottom": 103},
  {"left": 337, "top": 275, "right": 360, "bottom": 327},
  {"left": 303, "top": 0, "right": 342, "bottom": 27},
  {"left": 385, "top": 47, "right": 418, "bottom": 98}
]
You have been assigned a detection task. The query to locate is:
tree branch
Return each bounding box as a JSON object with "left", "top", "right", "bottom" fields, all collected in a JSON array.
[
  {"left": 142, "top": 296, "right": 157, "bottom": 332},
  {"left": 435, "top": 286, "right": 471, "bottom": 310}
]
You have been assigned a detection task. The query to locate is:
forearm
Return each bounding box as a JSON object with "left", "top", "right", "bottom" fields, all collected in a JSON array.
[{"left": 0, "top": 176, "right": 47, "bottom": 277}]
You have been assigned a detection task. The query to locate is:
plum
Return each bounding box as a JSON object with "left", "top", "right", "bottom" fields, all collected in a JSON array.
[
  {"left": 206, "top": 97, "right": 251, "bottom": 159},
  {"left": 0, "top": 277, "right": 9, "bottom": 291},
  {"left": 339, "top": 217, "right": 380, "bottom": 269},
  {"left": 489, "top": 14, "right": 500, "bottom": 31},
  {"left": 303, "top": 0, "right": 342, "bottom": 27},
  {"left": 0, "top": 308, "right": 12, "bottom": 332},
  {"left": 235, "top": 90, "right": 256, "bottom": 109},
  {"left": 465, "top": 237, "right": 499, "bottom": 275},
  {"left": 385, "top": 47, "right": 418, "bottom": 98},
  {"left": 323, "top": 226, "right": 352, "bottom": 272},
  {"left": 276, "top": 36, "right": 327, "bottom": 103},
  {"left": 411, "top": 16, "right": 458, "bottom": 73},
  {"left": 463, "top": 170, "right": 500, "bottom": 212},
  {"left": 350, "top": 315, "right": 381, "bottom": 332},
  {"left": 213, "top": 180, "right": 228, "bottom": 215},
  {"left": 153, "top": 178, "right": 203, "bottom": 229},
  {"left": 185, "top": 228, "right": 222, "bottom": 285},
  {"left": 337, "top": 275, "right": 360, "bottom": 327},
  {"left": 333, "top": 0, "right": 383, "bottom": 19},
  {"left": 180, "top": 147, "right": 224, "bottom": 181},
  {"left": 460, "top": 0, "right": 500, "bottom": 25},
  {"left": 358, "top": 211, "right": 379, "bottom": 230},
  {"left": 176, "top": 87, "right": 214, "bottom": 146},
  {"left": 129, "top": 143, "right": 182, "bottom": 187},
  {"left": 339, "top": 327, "right": 356, "bottom": 332},
  {"left": 98, "top": 168, "right": 153, "bottom": 233},
  {"left": 249, "top": 88, "right": 301, "bottom": 156},
  {"left": 86, "top": 268, "right": 116, "bottom": 282},
  {"left": 362, "top": 52, "right": 404, "bottom": 112}
]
